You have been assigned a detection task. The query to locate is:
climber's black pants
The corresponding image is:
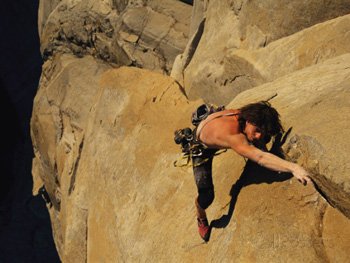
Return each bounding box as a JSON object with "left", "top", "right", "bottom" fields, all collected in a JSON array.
[{"left": 192, "top": 148, "right": 217, "bottom": 210}]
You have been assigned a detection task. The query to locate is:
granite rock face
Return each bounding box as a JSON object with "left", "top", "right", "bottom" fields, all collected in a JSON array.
[
  {"left": 40, "top": 0, "right": 191, "bottom": 73},
  {"left": 227, "top": 53, "right": 350, "bottom": 220},
  {"left": 32, "top": 0, "right": 350, "bottom": 262},
  {"left": 31, "top": 57, "right": 350, "bottom": 262},
  {"left": 173, "top": 1, "right": 350, "bottom": 104}
]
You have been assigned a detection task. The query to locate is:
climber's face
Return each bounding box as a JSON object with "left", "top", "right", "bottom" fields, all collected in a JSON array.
[{"left": 244, "top": 121, "right": 263, "bottom": 142}]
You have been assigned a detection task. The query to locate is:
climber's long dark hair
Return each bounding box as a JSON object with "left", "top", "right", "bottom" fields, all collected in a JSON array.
[{"left": 238, "top": 101, "right": 284, "bottom": 141}]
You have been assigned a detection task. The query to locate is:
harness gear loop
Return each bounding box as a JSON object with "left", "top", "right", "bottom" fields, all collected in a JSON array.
[
  {"left": 173, "top": 148, "right": 227, "bottom": 168},
  {"left": 173, "top": 103, "right": 229, "bottom": 168}
]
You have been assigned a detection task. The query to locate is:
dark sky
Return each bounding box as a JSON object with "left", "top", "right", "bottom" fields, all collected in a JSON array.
[
  {"left": 0, "top": 0, "right": 42, "bottom": 134},
  {"left": 0, "top": 0, "right": 42, "bottom": 202},
  {"left": 0, "top": 1, "right": 60, "bottom": 261}
]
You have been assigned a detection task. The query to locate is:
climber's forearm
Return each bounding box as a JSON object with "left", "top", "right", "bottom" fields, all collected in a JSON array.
[
  {"left": 235, "top": 143, "right": 311, "bottom": 185},
  {"left": 256, "top": 151, "right": 297, "bottom": 173},
  {"left": 229, "top": 135, "right": 311, "bottom": 185}
]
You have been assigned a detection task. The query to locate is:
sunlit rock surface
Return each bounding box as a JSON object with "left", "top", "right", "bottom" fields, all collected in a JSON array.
[
  {"left": 40, "top": 0, "right": 191, "bottom": 73},
  {"left": 174, "top": 1, "right": 350, "bottom": 104},
  {"left": 31, "top": 0, "right": 350, "bottom": 261}
]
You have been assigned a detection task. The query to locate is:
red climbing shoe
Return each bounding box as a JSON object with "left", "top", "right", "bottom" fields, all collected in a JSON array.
[{"left": 197, "top": 217, "right": 210, "bottom": 242}]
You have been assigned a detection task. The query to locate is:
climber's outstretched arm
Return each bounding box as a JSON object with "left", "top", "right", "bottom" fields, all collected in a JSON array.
[{"left": 226, "top": 134, "right": 311, "bottom": 185}]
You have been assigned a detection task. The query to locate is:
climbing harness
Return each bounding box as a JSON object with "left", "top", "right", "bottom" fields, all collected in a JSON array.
[
  {"left": 173, "top": 144, "right": 227, "bottom": 167},
  {"left": 173, "top": 103, "right": 228, "bottom": 168}
]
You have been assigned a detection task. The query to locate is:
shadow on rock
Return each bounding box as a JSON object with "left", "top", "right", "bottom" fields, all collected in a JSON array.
[
  {"left": 211, "top": 129, "right": 293, "bottom": 230},
  {"left": 210, "top": 161, "right": 292, "bottom": 229}
]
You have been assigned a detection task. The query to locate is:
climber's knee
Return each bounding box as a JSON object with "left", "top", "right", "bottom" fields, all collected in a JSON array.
[{"left": 197, "top": 187, "right": 215, "bottom": 210}]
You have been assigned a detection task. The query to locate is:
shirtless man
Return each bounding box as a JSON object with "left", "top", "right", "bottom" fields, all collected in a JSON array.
[{"left": 192, "top": 101, "right": 311, "bottom": 241}]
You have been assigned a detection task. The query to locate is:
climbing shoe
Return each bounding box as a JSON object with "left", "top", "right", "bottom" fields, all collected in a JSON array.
[{"left": 197, "top": 217, "right": 210, "bottom": 242}]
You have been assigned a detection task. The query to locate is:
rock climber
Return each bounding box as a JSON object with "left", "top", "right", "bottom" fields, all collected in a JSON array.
[{"left": 191, "top": 101, "right": 311, "bottom": 241}]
